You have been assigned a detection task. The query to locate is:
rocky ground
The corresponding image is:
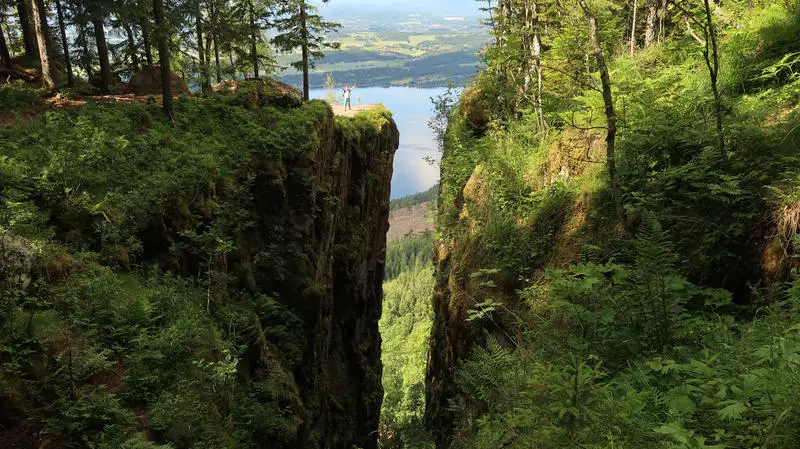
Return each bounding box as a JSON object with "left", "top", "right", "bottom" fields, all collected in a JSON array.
[{"left": 330, "top": 103, "right": 382, "bottom": 117}]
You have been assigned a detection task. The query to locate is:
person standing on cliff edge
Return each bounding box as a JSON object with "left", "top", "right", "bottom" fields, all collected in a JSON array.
[{"left": 339, "top": 83, "right": 357, "bottom": 111}]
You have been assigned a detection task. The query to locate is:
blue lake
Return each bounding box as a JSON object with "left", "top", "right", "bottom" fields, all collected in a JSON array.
[{"left": 309, "top": 86, "right": 447, "bottom": 199}]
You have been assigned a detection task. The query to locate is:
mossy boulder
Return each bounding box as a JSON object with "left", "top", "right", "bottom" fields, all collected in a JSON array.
[
  {"left": 212, "top": 78, "right": 302, "bottom": 108},
  {"left": 128, "top": 65, "right": 191, "bottom": 95},
  {"left": 461, "top": 88, "right": 491, "bottom": 137},
  {"left": 0, "top": 232, "right": 36, "bottom": 288}
]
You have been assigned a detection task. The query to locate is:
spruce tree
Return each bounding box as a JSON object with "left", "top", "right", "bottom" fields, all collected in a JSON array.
[
  {"left": 152, "top": 0, "right": 173, "bottom": 121},
  {"left": 54, "top": 0, "right": 74, "bottom": 86},
  {"left": 271, "top": 0, "right": 340, "bottom": 100},
  {"left": 0, "top": 18, "right": 12, "bottom": 68},
  {"left": 30, "top": 0, "right": 54, "bottom": 88}
]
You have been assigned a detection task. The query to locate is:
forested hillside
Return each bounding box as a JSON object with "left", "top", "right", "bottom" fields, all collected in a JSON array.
[
  {"left": 390, "top": 185, "right": 438, "bottom": 212},
  {"left": 380, "top": 230, "right": 434, "bottom": 449},
  {"left": 8, "top": 0, "right": 800, "bottom": 448},
  {"left": 422, "top": 1, "right": 800, "bottom": 448}
]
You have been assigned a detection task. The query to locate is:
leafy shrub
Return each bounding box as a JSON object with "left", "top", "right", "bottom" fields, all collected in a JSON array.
[
  {"left": 0, "top": 82, "right": 42, "bottom": 113},
  {"left": 546, "top": 217, "right": 731, "bottom": 361},
  {"left": 44, "top": 390, "right": 134, "bottom": 446}
]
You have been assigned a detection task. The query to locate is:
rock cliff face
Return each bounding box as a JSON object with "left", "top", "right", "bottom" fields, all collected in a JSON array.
[
  {"left": 424, "top": 191, "right": 485, "bottom": 449},
  {"left": 423, "top": 114, "right": 609, "bottom": 449},
  {"left": 0, "top": 87, "right": 397, "bottom": 449},
  {"left": 157, "top": 102, "right": 398, "bottom": 448},
  {"left": 290, "top": 108, "right": 398, "bottom": 448}
]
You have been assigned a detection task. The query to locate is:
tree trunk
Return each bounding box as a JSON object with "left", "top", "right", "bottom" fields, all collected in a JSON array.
[
  {"left": 644, "top": 0, "right": 658, "bottom": 47},
  {"left": 78, "top": 21, "right": 93, "bottom": 79},
  {"left": 213, "top": 31, "right": 221, "bottom": 82},
  {"left": 125, "top": 23, "right": 140, "bottom": 71},
  {"left": 703, "top": 0, "right": 725, "bottom": 159},
  {"left": 93, "top": 18, "right": 111, "bottom": 92},
  {"left": 35, "top": 0, "right": 55, "bottom": 58},
  {"left": 578, "top": 0, "right": 624, "bottom": 224},
  {"left": 141, "top": 19, "right": 153, "bottom": 65},
  {"left": 196, "top": 5, "right": 209, "bottom": 90},
  {"left": 152, "top": 0, "right": 174, "bottom": 122},
  {"left": 249, "top": 0, "right": 258, "bottom": 78},
  {"left": 54, "top": 0, "right": 73, "bottom": 86},
  {"left": 630, "top": 0, "right": 637, "bottom": 55},
  {"left": 30, "top": 0, "right": 54, "bottom": 88},
  {"left": 497, "top": 0, "right": 510, "bottom": 47},
  {"left": 300, "top": 1, "right": 309, "bottom": 100},
  {"left": 16, "top": 0, "right": 37, "bottom": 59},
  {"left": 205, "top": 28, "right": 212, "bottom": 79},
  {"left": 529, "top": 1, "right": 544, "bottom": 134},
  {"left": 0, "top": 21, "right": 12, "bottom": 68},
  {"left": 209, "top": 0, "right": 220, "bottom": 82}
]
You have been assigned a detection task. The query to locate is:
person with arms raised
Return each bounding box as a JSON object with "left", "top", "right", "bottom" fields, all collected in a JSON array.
[{"left": 339, "top": 82, "right": 357, "bottom": 111}]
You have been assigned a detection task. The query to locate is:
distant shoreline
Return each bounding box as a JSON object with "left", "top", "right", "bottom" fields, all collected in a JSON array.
[{"left": 282, "top": 78, "right": 472, "bottom": 90}]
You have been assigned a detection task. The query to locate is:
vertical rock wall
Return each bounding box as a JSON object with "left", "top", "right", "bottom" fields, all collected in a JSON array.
[
  {"left": 244, "top": 105, "right": 397, "bottom": 448},
  {"left": 0, "top": 90, "right": 397, "bottom": 449},
  {"left": 297, "top": 112, "right": 398, "bottom": 448}
]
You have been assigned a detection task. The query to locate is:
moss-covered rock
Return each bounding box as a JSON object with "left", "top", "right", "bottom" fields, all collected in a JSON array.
[
  {"left": 461, "top": 88, "right": 491, "bottom": 137},
  {"left": 212, "top": 78, "right": 302, "bottom": 108},
  {"left": 127, "top": 64, "right": 191, "bottom": 95}
]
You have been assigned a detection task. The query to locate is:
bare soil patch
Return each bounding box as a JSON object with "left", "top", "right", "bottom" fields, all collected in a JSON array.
[{"left": 387, "top": 202, "right": 435, "bottom": 241}]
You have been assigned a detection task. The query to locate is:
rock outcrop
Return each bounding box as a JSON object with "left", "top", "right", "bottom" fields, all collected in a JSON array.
[
  {"left": 212, "top": 78, "right": 303, "bottom": 108},
  {"left": 143, "top": 105, "right": 398, "bottom": 448},
  {"left": 0, "top": 96, "right": 397, "bottom": 449},
  {"left": 128, "top": 64, "right": 191, "bottom": 95},
  {"left": 279, "top": 108, "right": 397, "bottom": 448}
]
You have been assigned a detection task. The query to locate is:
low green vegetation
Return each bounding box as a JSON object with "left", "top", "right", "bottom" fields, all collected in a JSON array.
[{"left": 0, "top": 82, "right": 43, "bottom": 114}]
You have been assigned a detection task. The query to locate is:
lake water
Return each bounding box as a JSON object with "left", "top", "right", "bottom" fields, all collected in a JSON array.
[{"left": 309, "top": 86, "right": 447, "bottom": 199}]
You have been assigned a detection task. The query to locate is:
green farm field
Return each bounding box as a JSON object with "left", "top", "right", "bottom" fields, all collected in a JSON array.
[{"left": 278, "top": 29, "right": 488, "bottom": 88}]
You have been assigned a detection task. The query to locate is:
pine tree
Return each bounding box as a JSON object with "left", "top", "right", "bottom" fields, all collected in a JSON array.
[
  {"left": 271, "top": 0, "right": 340, "bottom": 100},
  {"left": 54, "top": 0, "right": 74, "bottom": 86},
  {"left": 30, "top": 0, "right": 54, "bottom": 88},
  {"left": 16, "top": 0, "right": 37, "bottom": 59},
  {"left": 0, "top": 18, "right": 12, "bottom": 68},
  {"left": 194, "top": 0, "right": 209, "bottom": 90},
  {"left": 82, "top": 0, "right": 112, "bottom": 92},
  {"left": 152, "top": 0, "right": 173, "bottom": 121},
  {"left": 140, "top": 16, "right": 153, "bottom": 65}
]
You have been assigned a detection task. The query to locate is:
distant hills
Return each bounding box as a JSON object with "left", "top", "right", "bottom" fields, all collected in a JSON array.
[
  {"left": 279, "top": 2, "right": 488, "bottom": 88},
  {"left": 313, "top": 0, "right": 483, "bottom": 20}
]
